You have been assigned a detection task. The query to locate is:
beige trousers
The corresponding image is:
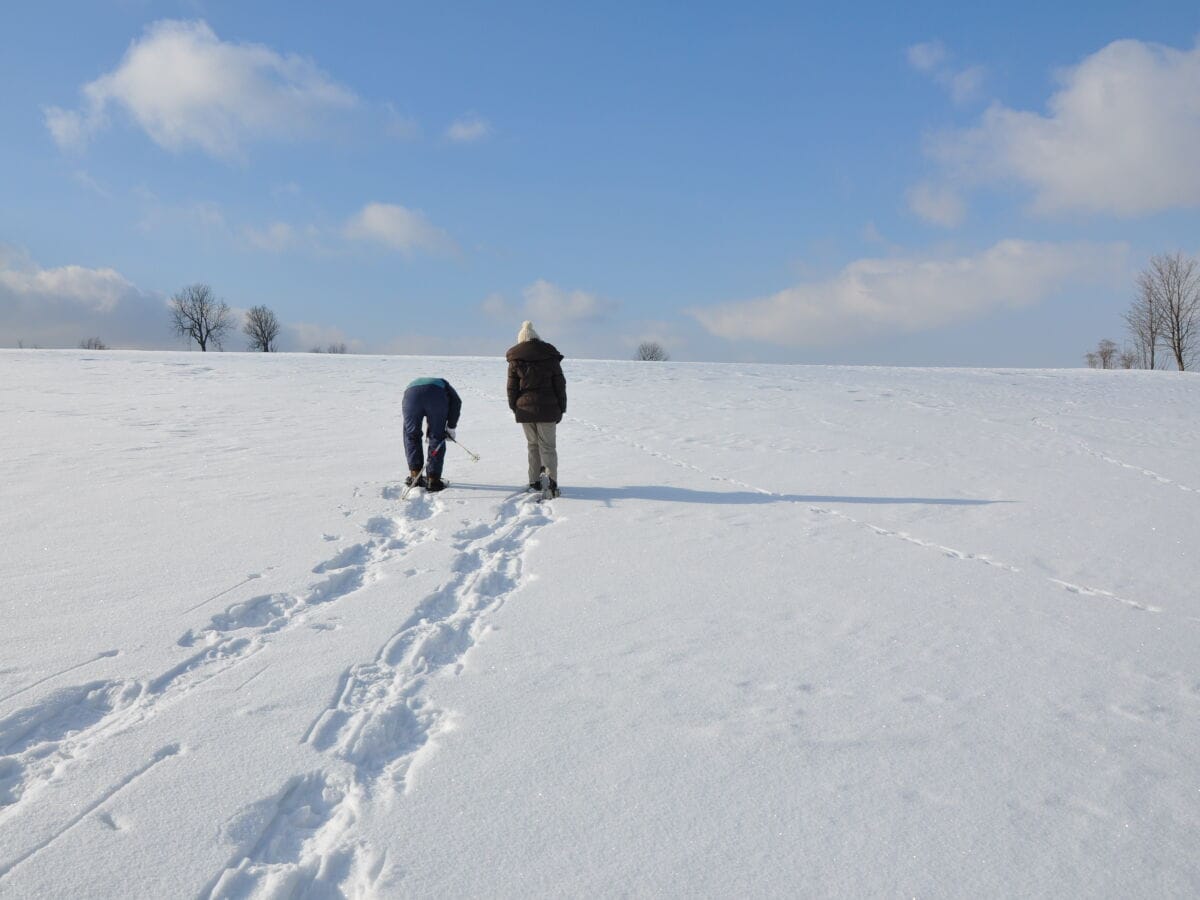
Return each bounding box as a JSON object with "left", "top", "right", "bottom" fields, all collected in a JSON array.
[{"left": 522, "top": 422, "right": 558, "bottom": 483}]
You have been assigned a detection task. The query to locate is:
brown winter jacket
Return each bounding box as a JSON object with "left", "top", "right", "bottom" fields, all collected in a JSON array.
[{"left": 505, "top": 339, "right": 567, "bottom": 424}]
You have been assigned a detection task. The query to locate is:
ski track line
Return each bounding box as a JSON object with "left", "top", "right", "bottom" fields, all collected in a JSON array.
[
  {"left": 0, "top": 743, "right": 182, "bottom": 883},
  {"left": 234, "top": 665, "right": 271, "bottom": 694},
  {"left": 0, "top": 491, "right": 443, "bottom": 821},
  {"left": 571, "top": 411, "right": 1164, "bottom": 616},
  {"left": 1031, "top": 416, "right": 1199, "bottom": 495},
  {"left": 182, "top": 573, "right": 265, "bottom": 615},
  {"left": 204, "top": 492, "right": 555, "bottom": 899},
  {"left": 0, "top": 650, "right": 121, "bottom": 706}
]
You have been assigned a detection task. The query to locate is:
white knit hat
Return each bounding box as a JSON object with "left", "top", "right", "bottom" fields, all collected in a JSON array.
[{"left": 517, "top": 320, "right": 539, "bottom": 342}]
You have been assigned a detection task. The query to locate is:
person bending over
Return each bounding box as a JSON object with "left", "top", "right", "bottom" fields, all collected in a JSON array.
[{"left": 402, "top": 376, "right": 462, "bottom": 492}]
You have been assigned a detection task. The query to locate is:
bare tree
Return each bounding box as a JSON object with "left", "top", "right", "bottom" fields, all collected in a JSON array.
[
  {"left": 1084, "top": 339, "right": 1120, "bottom": 369},
  {"left": 1126, "top": 269, "right": 1165, "bottom": 369},
  {"left": 1152, "top": 253, "right": 1199, "bottom": 371},
  {"left": 79, "top": 337, "right": 108, "bottom": 350},
  {"left": 1129, "top": 253, "right": 1200, "bottom": 370},
  {"left": 635, "top": 340, "right": 670, "bottom": 361},
  {"left": 1118, "top": 347, "right": 1136, "bottom": 369},
  {"left": 243, "top": 305, "right": 281, "bottom": 352},
  {"left": 326, "top": 342, "right": 348, "bottom": 354},
  {"left": 170, "top": 283, "right": 232, "bottom": 351}
]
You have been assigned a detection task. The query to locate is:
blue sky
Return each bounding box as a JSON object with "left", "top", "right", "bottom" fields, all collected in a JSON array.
[{"left": 2, "top": 1, "right": 1199, "bottom": 364}]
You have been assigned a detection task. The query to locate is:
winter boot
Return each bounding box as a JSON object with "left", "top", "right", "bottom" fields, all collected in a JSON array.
[
  {"left": 404, "top": 470, "right": 426, "bottom": 488},
  {"left": 426, "top": 475, "right": 447, "bottom": 492}
]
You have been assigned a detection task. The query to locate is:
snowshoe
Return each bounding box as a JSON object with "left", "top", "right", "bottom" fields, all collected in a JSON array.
[{"left": 537, "top": 472, "right": 559, "bottom": 501}]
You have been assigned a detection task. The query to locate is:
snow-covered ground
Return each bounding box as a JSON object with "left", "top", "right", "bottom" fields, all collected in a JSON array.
[{"left": 1, "top": 349, "right": 1198, "bottom": 898}]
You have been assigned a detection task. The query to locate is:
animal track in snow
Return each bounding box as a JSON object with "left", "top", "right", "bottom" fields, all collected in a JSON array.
[
  {"left": 1048, "top": 579, "right": 1161, "bottom": 613},
  {"left": 573, "top": 413, "right": 1163, "bottom": 618},
  {"left": 809, "top": 505, "right": 1160, "bottom": 614},
  {"left": 1031, "top": 417, "right": 1199, "bottom": 495},
  {"left": 852, "top": 515, "right": 1021, "bottom": 574}
]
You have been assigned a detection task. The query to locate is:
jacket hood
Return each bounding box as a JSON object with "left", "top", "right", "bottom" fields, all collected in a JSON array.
[{"left": 506, "top": 339, "right": 562, "bottom": 363}]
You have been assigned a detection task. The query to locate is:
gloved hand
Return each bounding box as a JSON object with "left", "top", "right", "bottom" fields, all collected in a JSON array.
[{"left": 446, "top": 427, "right": 457, "bottom": 440}]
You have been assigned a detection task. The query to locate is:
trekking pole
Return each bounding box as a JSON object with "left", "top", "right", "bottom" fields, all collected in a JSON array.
[
  {"left": 400, "top": 464, "right": 427, "bottom": 501},
  {"left": 447, "top": 435, "right": 480, "bottom": 462}
]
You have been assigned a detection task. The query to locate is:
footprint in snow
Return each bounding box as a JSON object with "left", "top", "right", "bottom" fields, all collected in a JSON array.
[{"left": 312, "top": 543, "right": 370, "bottom": 574}]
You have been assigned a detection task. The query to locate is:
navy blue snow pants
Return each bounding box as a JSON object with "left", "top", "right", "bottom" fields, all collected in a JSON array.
[{"left": 402, "top": 384, "right": 449, "bottom": 477}]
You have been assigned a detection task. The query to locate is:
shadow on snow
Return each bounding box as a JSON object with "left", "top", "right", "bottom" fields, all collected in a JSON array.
[{"left": 448, "top": 483, "right": 1010, "bottom": 507}]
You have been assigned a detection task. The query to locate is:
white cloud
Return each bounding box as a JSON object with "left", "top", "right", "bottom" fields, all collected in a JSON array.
[
  {"left": 907, "top": 41, "right": 946, "bottom": 73},
  {"left": 948, "top": 65, "right": 985, "bottom": 105},
  {"left": 523, "top": 280, "right": 613, "bottom": 323},
  {"left": 907, "top": 40, "right": 984, "bottom": 106},
  {"left": 483, "top": 279, "right": 617, "bottom": 328},
  {"left": 691, "top": 240, "right": 1124, "bottom": 347},
  {"left": 46, "top": 108, "right": 89, "bottom": 150},
  {"left": 0, "top": 246, "right": 170, "bottom": 348},
  {"left": 0, "top": 251, "right": 132, "bottom": 314},
  {"left": 929, "top": 38, "right": 1200, "bottom": 216},
  {"left": 242, "top": 221, "right": 325, "bottom": 254},
  {"left": 0, "top": 246, "right": 361, "bottom": 352},
  {"left": 343, "top": 203, "right": 457, "bottom": 256},
  {"left": 44, "top": 19, "right": 357, "bottom": 160},
  {"left": 243, "top": 222, "right": 298, "bottom": 252},
  {"left": 907, "top": 182, "right": 966, "bottom": 227},
  {"left": 445, "top": 114, "right": 491, "bottom": 143}
]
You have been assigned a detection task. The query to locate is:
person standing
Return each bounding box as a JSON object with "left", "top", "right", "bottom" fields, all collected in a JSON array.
[
  {"left": 402, "top": 376, "right": 462, "bottom": 492},
  {"left": 505, "top": 321, "right": 566, "bottom": 496}
]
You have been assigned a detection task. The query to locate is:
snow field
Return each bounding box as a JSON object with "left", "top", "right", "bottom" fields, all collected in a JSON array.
[{"left": 1, "top": 350, "right": 1198, "bottom": 897}]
